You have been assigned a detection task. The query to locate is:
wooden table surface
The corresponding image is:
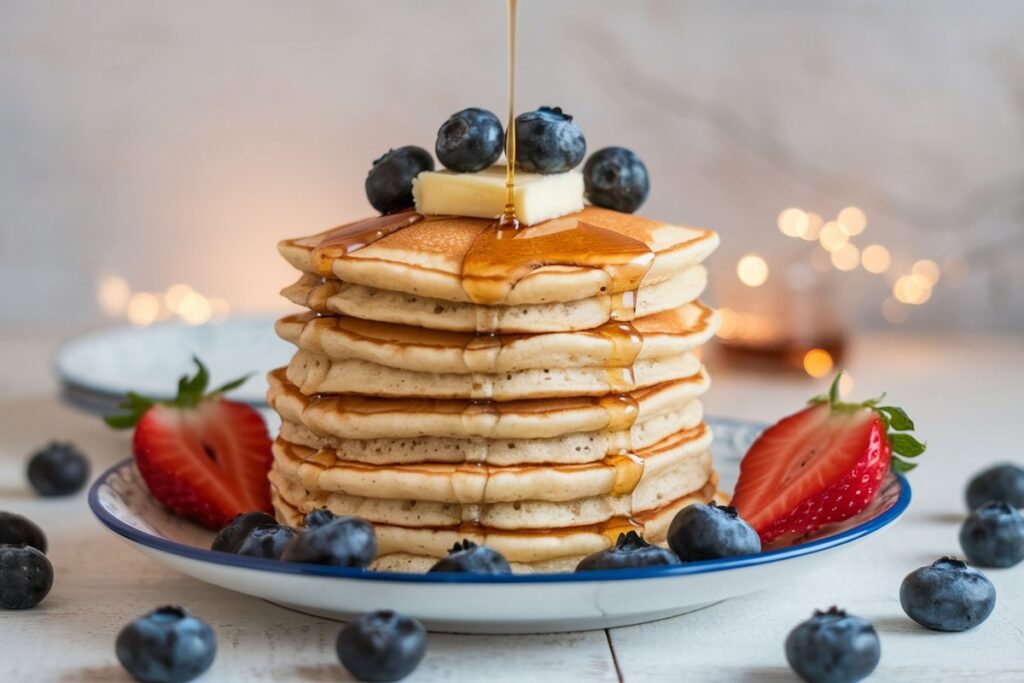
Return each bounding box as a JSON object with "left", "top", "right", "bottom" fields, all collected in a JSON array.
[{"left": 1, "top": 329, "right": 1022, "bottom": 682}]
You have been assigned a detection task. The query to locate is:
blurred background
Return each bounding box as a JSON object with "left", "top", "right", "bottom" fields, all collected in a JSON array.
[{"left": 2, "top": 1, "right": 1023, "bottom": 374}]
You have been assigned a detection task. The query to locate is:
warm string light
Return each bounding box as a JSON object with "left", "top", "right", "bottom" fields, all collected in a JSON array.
[
  {"left": 95, "top": 276, "right": 229, "bottom": 327},
  {"left": 770, "top": 206, "right": 965, "bottom": 324}
]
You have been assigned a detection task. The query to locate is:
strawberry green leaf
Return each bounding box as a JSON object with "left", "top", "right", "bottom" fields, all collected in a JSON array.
[
  {"left": 890, "top": 433, "right": 926, "bottom": 458},
  {"left": 827, "top": 372, "right": 843, "bottom": 405},
  {"left": 891, "top": 458, "right": 918, "bottom": 474},
  {"left": 103, "top": 356, "right": 251, "bottom": 430},
  {"left": 879, "top": 406, "right": 914, "bottom": 431}
]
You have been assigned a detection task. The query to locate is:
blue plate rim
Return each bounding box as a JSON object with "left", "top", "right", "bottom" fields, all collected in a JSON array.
[{"left": 88, "top": 418, "right": 912, "bottom": 585}]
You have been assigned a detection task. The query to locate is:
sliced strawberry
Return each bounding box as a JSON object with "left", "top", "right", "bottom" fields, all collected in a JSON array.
[
  {"left": 106, "top": 358, "right": 273, "bottom": 529},
  {"left": 731, "top": 373, "right": 923, "bottom": 546}
]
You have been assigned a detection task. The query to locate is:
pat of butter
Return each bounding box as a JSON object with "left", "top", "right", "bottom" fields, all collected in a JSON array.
[{"left": 412, "top": 165, "right": 584, "bottom": 225}]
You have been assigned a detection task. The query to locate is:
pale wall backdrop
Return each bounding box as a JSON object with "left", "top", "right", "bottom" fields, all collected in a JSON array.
[{"left": 2, "top": 0, "right": 1023, "bottom": 330}]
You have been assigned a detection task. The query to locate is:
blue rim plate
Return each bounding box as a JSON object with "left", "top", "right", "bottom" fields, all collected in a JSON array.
[{"left": 88, "top": 418, "right": 911, "bottom": 585}]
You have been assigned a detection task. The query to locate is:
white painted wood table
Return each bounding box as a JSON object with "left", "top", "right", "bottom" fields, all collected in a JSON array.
[{"left": 1, "top": 330, "right": 1022, "bottom": 682}]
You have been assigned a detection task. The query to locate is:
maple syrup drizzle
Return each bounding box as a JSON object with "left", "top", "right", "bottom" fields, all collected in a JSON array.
[
  {"left": 309, "top": 210, "right": 422, "bottom": 277},
  {"left": 503, "top": 0, "right": 518, "bottom": 224}
]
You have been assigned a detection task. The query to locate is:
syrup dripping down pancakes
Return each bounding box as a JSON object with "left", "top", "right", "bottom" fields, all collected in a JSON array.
[{"left": 268, "top": 207, "right": 722, "bottom": 572}]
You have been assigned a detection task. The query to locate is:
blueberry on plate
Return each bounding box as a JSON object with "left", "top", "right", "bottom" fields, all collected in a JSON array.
[
  {"left": 235, "top": 525, "right": 297, "bottom": 560},
  {"left": 336, "top": 609, "right": 427, "bottom": 682},
  {"left": 966, "top": 463, "right": 1024, "bottom": 510},
  {"left": 0, "top": 545, "right": 53, "bottom": 610},
  {"left": 427, "top": 540, "right": 511, "bottom": 574},
  {"left": 900, "top": 557, "right": 996, "bottom": 631},
  {"left": 27, "top": 441, "right": 90, "bottom": 496},
  {"left": 116, "top": 606, "right": 216, "bottom": 683},
  {"left": 305, "top": 508, "right": 337, "bottom": 529},
  {"left": 436, "top": 108, "right": 504, "bottom": 172},
  {"left": 667, "top": 502, "right": 762, "bottom": 561},
  {"left": 0, "top": 511, "right": 47, "bottom": 553},
  {"left": 210, "top": 511, "right": 277, "bottom": 553},
  {"left": 514, "top": 106, "right": 586, "bottom": 174},
  {"left": 576, "top": 531, "right": 679, "bottom": 571},
  {"left": 785, "top": 607, "right": 880, "bottom": 683},
  {"left": 583, "top": 147, "right": 650, "bottom": 214},
  {"left": 959, "top": 501, "right": 1024, "bottom": 568},
  {"left": 365, "top": 146, "right": 434, "bottom": 215},
  {"left": 281, "top": 515, "right": 377, "bottom": 567}
]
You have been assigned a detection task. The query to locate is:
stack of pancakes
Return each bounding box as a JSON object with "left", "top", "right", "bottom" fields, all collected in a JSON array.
[{"left": 268, "top": 206, "right": 722, "bottom": 572}]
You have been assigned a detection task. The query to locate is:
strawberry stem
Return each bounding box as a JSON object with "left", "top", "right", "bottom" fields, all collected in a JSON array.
[{"left": 103, "top": 357, "right": 251, "bottom": 430}]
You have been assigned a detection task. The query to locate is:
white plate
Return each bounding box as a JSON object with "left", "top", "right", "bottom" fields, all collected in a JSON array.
[
  {"left": 55, "top": 318, "right": 292, "bottom": 408},
  {"left": 89, "top": 418, "right": 910, "bottom": 634}
]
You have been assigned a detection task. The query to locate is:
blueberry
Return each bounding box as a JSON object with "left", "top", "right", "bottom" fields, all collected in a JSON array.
[
  {"left": 900, "top": 557, "right": 996, "bottom": 631},
  {"left": 514, "top": 106, "right": 586, "bottom": 174},
  {"left": 435, "top": 108, "right": 504, "bottom": 173},
  {"left": 427, "top": 540, "right": 511, "bottom": 574},
  {"left": 0, "top": 545, "right": 53, "bottom": 609},
  {"left": 575, "top": 531, "right": 679, "bottom": 571},
  {"left": 785, "top": 607, "right": 880, "bottom": 683},
  {"left": 27, "top": 441, "right": 89, "bottom": 496},
  {"left": 336, "top": 610, "right": 427, "bottom": 682},
  {"left": 667, "top": 502, "right": 761, "bottom": 561},
  {"left": 365, "top": 146, "right": 434, "bottom": 214},
  {"left": 305, "top": 508, "right": 337, "bottom": 529},
  {"left": 116, "top": 606, "right": 216, "bottom": 683},
  {"left": 966, "top": 464, "right": 1024, "bottom": 510},
  {"left": 281, "top": 516, "right": 377, "bottom": 567},
  {"left": 235, "top": 525, "right": 297, "bottom": 560},
  {"left": 0, "top": 511, "right": 47, "bottom": 553},
  {"left": 210, "top": 511, "right": 277, "bottom": 553},
  {"left": 959, "top": 501, "right": 1024, "bottom": 568},
  {"left": 583, "top": 147, "right": 650, "bottom": 213}
]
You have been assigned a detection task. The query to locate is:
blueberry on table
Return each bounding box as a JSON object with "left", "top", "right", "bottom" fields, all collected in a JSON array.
[
  {"left": 281, "top": 515, "right": 377, "bottom": 567},
  {"left": 210, "top": 511, "right": 277, "bottom": 553},
  {"left": 336, "top": 610, "right": 427, "bottom": 682},
  {"left": 959, "top": 501, "right": 1024, "bottom": 568},
  {"left": 304, "top": 507, "right": 337, "bottom": 529},
  {"left": 583, "top": 146, "right": 650, "bottom": 213},
  {"left": 365, "top": 146, "right": 434, "bottom": 214},
  {"left": 436, "top": 108, "right": 504, "bottom": 172},
  {"left": 667, "top": 502, "right": 762, "bottom": 561},
  {"left": 514, "top": 106, "right": 586, "bottom": 174},
  {"left": 785, "top": 607, "right": 880, "bottom": 683},
  {"left": 427, "top": 540, "right": 511, "bottom": 574},
  {"left": 0, "top": 511, "right": 47, "bottom": 553},
  {"left": 235, "top": 525, "right": 297, "bottom": 560},
  {"left": 0, "top": 545, "right": 53, "bottom": 610},
  {"left": 116, "top": 606, "right": 216, "bottom": 683},
  {"left": 966, "top": 463, "right": 1024, "bottom": 510},
  {"left": 27, "top": 441, "right": 90, "bottom": 496},
  {"left": 576, "top": 531, "right": 679, "bottom": 571},
  {"left": 900, "top": 557, "right": 996, "bottom": 632}
]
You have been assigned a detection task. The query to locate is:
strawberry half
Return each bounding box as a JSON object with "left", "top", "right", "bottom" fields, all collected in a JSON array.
[
  {"left": 105, "top": 358, "right": 273, "bottom": 529},
  {"left": 731, "top": 373, "right": 924, "bottom": 546}
]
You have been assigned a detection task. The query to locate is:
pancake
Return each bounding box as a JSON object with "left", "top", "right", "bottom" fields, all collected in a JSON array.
[
  {"left": 278, "top": 206, "right": 719, "bottom": 307},
  {"left": 274, "top": 302, "right": 718, "bottom": 374},
  {"left": 274, "top": 392, "right": 702, "bottom": 466},
  {"left": 282, "top": 265, "right": 707, "bottom": 333},
  {"left": 267, "top": 367, "right": 710, "bottom": 443},
  {"left": 270, "top": 423, "right": 712, "bottom": 505},
  {"left": 271, "top": 475, "right": 727, "bottom": 573},
  {"left": 268, "top": 448, "right": 712, "bottom": 529},
  {"left": 283, "top": 348, "right": 702, "bottom": 401}
]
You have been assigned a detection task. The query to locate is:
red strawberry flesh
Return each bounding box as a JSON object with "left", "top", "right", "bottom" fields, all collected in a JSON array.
[
  {"left": 732, "top": 403, "right": 890, "bottom": 545},
  {"left": 133, "top": 401, "right": 273, "bottom": 529}
]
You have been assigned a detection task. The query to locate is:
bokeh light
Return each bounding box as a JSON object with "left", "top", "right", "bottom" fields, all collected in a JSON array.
[
  {"left": 126, "top": 292, "right": 160, "bottom": 326},
  {"left": 830, "top": 243, "right": 860, "bottom": 271},
  {"left": 737, "top": 254, "right": 770, "bottom": 287},
  {"left": 803, "top": 348, "right": 834, "bottom": 378},
  {"left": 97, "top": 275, "right": 131, "bottom": 316},
  {"left": 837, "top": 206, "right": 867, "bottom": 236},
  {"left": 778, "top": 208, "right": 810, "bottom": 238},
  {"left": 861, "top": 244, "right": 891, "bottom": 274},
  {"left": 838, "top": 372, "right": 855, "bottom": 397},
  {"left": 911, "top": 259, "right": 941, "bottom": 287},
  {"left": 819, "top": 221, "right": 849, "bottom": 252},
  {"left": 800, "top": 212, "right": 824, "bottom": 241}
]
